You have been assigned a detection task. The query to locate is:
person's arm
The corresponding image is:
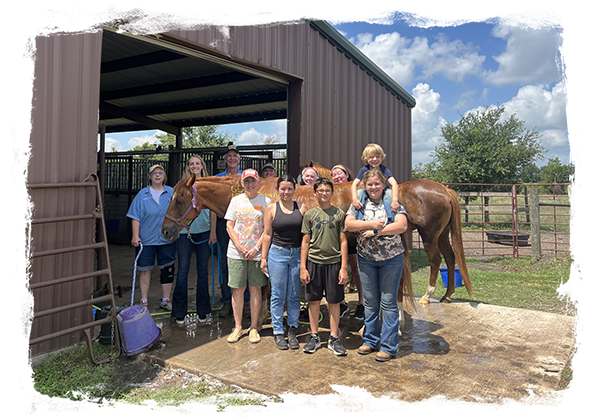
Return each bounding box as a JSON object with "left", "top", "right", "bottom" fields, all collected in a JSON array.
[
  {"left": 131, "top": 219, "right": 141, "bottom": 247},
  {"left": 388, "top": 177, "right": 400, "bottom": 212},
  {"left": 209, "top": 211, "right": 218, "bottom": 244},
  {"left": 379, "top": 212, "right": 408, "bottom": 236},
  {"left": 345, "top": 214, "right": 385, "bottom": 233},
  {"left": 338, "top": 232, "right": 348, "bottom": 285},
  {"left": 260, "top": 204, "right": 275, "bottom": 274},
  {"left": 226, "top": 219, "right": 251, "bottom": 259},
  {"left": 351, "top": 178, "right": 362, "bottom": 209},
  {"left": 300, "top": 234, "right": 311, "bottom": 284}
]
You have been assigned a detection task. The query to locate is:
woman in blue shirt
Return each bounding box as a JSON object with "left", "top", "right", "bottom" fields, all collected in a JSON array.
[
  {"left": 127, "top": 164, "right": 176, "bottom": 309},
  {"left": 171, "top": 155, "right": 213, "bottom": 324}
]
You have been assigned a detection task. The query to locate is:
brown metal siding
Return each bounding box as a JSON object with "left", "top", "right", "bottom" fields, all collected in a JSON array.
[
  {"left": 28, "top": 32, "right": 103, "bottom": 356},
  {"left": 10, "top": 4, "right": 411, "bottom": 362}
]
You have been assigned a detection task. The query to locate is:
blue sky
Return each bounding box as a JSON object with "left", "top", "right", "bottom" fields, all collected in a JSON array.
[{"left": 105, "top": 16, "right": 567, "bottom": 169}]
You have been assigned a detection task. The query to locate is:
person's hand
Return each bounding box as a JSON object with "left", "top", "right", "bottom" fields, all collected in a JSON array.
[
  {"left": 371, "top": 219, "right": 386, "bottom": 230},
  {"left": 260, "top": 259, "right": 268, "bottom": 275},
  {"left": 245, "top": 246, "right": 259, "bottom": 260},
  {"left": 300, "top": 268, "right": 310, "bottom": 284},
  {"left": 352, "top": 197, "right": 362, "bottom": 210},
  {"left": 391, "top": 200, "right": 400, "bottom": 212},
  {"left": 361, "top": 229, "right": 377, "bottom": 239},
  {"left": 131, "top": 236, "right": 141, "bottom": 247},
  {"left": 209, "top": 231, "right": 217, "bottom": 245},
  {"left": 339, "top": 268, "right": 348, "bottom": 285}
]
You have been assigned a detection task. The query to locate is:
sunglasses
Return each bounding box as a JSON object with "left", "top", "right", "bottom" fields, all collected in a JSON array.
[{"left": 151, "top": 171, "right": 164, "bottom": 176}]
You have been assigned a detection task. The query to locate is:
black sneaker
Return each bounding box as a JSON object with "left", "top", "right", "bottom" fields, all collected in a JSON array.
[
  {"left": 287, "top": 326, "right": 300, "bottom": 350},
  {"left": 303, "top": 333, "right": 321, "bottom": 354},
  {"left": 274, "top": 334, "right": 289, "bottom": 350},
  {"left": 339, "top": 302, "right": 349, "bottom": 318},
  {"left": 327, "top": 335, "right": 347, "bottom": 356},
  {"left": 353, "top": 304, "right": 365, "bottom": 320},
  {"left": 218, "top": 302, "right": 232, "bottom": 318}
]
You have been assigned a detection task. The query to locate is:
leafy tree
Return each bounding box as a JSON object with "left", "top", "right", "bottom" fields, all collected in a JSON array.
[
  {"left": 155, "top": 126, "right": 237, "bottom": 149},
  {"left": 433, "top": 105, "right": 546, "bottom": 223},
  {"left": 412, "top": 161, "right": 442, "bottom": 181},
  {"left": 540, "top": 157, "right": 574, "bottom": 194},
  {"left": 433, "top": 105, "right": 546, "bottom": 186}
]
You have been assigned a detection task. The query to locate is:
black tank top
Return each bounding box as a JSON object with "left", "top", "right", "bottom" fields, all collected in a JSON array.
[{"left": 272, "top": 201, "right": 303, "bottom": 248}]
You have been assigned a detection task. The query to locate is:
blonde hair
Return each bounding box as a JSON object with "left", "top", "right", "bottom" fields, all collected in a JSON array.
[
  {"left": 186, "top": 155, "right": 208, "bottom": 178},
  {"left": 361, "top": 143, "right": 386, "bottom": 163}
]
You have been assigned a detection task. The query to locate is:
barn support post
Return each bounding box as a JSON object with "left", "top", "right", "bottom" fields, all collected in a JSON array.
[{"left": 530, "top": 187, "right": 542, "bottom": 260}]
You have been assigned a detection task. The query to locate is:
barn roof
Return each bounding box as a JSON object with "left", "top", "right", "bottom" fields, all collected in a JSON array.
[{"left": 99, "top": 20, "right": 414, "bottom": 134}]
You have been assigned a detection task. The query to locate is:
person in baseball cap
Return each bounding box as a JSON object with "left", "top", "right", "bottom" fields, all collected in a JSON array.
[
  {"left": 241, "top": 168, "right": 259, "bottom": 181},
  {"left": 260, "top": 163, "right": 277, "bottom": 178}
]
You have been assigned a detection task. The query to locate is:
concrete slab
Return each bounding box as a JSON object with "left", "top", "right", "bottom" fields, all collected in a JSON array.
[{"left": 107, "top": 244, "right": 575, "bottom": 403}]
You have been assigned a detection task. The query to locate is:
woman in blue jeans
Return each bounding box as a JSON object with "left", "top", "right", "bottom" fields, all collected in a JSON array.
[
  {"left": 261, "top": 175, "right": 308, "bottom": 350},
  {"left": 345, "top": 168, "right": 408, "bottom": 362},
  {"left": 171, "top": 155, "right": 212, "bottom": 325}
]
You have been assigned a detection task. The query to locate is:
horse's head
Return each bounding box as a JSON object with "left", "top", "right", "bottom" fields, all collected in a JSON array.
[{"left": 161, "top": 174, "right": 199, "bottom": 241}]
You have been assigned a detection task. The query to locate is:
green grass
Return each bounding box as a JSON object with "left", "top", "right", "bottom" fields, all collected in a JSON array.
[{"left": 33, "top": 344, "right": 129, "bottom": 401}]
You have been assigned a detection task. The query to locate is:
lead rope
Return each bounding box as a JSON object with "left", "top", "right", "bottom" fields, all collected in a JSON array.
[
  {"left": 187, "top": 231, "right": 221, "bottom": 306},
  {"left": 130, "top": 242, "right": 144, "bottom": 306}
]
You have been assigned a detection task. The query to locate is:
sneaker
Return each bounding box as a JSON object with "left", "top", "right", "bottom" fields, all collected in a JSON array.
[
  {"left": 175, "top": 317, "right": 185, "bottom": 325},
  {"left": 243, "top": 303, "right": 251, "bottom": 318},
  {"left": 274, "top": 334, "right": 288, "bottom": 350},
  {"left": 339, "top": 302, "right": 349, "bottom": 318},
  {"left": 353, "top": 304, "right": 365, "bottom": 320},
  {"left": 160, "top": 299, "right": 172, "bottom": 311},
  {"left": 303, "top": 333, "right": 321, "bottom": 354},
  {"left": 227, "top": 328, "right": 244, "bottom": 343},
  {"left": 198, "top": 314, "right": 208, "bottom": 323},
  {"left": 328, "top": 335, "right": 347, "bottom": 356},
  {"left": 299, "top": 305, "right": 309, "bottom": 323},
  {"left": 218, "top": 302, "right": 232, "bottom": 318},
  {"left": 287, "top": 326, "right": 300, "bottom": 350},
  {"left": 248, "top": 328, "right": 261, "bottom": 344},
  {"left": 140, "top": 300, "right": 148, "bottom": 306}
]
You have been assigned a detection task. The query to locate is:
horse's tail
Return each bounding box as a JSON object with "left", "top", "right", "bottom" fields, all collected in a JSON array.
[
  {"left": 401, "top": 234, "right": 418, "bottom": 310},
  {"left": 446, "top": 187, "right": 473, "bottom": 296}
]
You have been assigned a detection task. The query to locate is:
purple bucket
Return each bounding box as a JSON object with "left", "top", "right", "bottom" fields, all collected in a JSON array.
[{"left": 117, "top": 305, "right": 161, "bottom": 356}]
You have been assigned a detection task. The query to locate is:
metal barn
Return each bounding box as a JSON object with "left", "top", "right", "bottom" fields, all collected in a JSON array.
[{"left": 27, "top": 19, "right": 415, "bottom": 356}]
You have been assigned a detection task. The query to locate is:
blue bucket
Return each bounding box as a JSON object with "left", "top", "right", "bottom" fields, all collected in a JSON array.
[
  {"left": 439, "top": 266, "right": 464, "bottom": 288},
  {"left": 117, "top": 305, "right": 161, "bottom": 356}
]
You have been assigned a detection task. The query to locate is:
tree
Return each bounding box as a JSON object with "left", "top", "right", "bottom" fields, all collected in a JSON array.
[
  {"left": 155, "top": 126, "right": 237, "bottom": 149},
  {"left": 412, "top": 161, "right": 442, "bottom": 181},
  {"left": 433, "top": 105, "right": 546, "bottom": 223},
  {"left": 540, "top": 157, "right": 574, "bottom": 194},
  {"left": 433, "top": 105, "right": 546, "bottom": 185}
]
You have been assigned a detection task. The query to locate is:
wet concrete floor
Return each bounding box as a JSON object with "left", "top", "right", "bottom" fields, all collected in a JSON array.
[{"left": 107, "top": 244, "right": 575, "bottom": 403}]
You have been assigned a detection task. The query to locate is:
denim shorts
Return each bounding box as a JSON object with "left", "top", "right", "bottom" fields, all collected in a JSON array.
[{"left": 135, "top": 243, "right": 176, "bottom": 271}]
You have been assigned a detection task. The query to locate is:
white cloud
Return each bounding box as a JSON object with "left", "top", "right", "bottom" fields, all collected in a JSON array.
[
  {"left": 315, "top": 4, "right": 359, "bottom": 25},
  {"left": 504, "top": 76, "right": 584, "bottom": 130},
  {"left": 127, "top": 133, "right": 161, "bottom": 149},
  {"left": 354, "top": 31, "right": 485, "bottom": 86},
  {"left": 411, "top": 83, "right": 447, "bottom": 164},
  {"left": 485, "top": 23, "right": 563, "bottom": 86}
]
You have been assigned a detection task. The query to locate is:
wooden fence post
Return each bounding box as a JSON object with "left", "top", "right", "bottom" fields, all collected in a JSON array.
[{"left": 530, "top": 187, "right": 542, "bottom": 260}]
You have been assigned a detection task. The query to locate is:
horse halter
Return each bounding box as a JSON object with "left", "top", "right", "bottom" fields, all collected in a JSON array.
[{"left": 165, "top": 184, "right": 198, "bottom": 230}]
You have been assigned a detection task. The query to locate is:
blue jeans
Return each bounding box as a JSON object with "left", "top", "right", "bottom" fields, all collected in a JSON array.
[
  {"left": 267, "top": 245, "right": 301, "bottom": 335},
  {"left": 172, "top": 232, "right": 211, "bottom": 319},
  {"left": 358, "top": 253, "right": 404, "bottom": 356},
  {"left": 215, "top": 217, "right": 232, "bottom": 303},
  {"left": 356, "top": 187, "right": 394, "bottom": 221}
]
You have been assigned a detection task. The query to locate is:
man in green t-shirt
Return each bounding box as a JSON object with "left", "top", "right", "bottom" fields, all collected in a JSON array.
[{"left": 300, "top": 178, "right": 349, "bottom": 356}]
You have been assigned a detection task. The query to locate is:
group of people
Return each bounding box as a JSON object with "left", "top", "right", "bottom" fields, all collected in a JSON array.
[{"left": 127, "top": 143, "right": 408, "bottom": 362}]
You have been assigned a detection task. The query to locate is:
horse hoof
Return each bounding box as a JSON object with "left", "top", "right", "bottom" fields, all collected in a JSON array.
[
  {"left": 440, "top": 297, "right": 452, "bottom": 304},
  {"left": 418, "top": 297, "right": 430, "bottom": 305}
]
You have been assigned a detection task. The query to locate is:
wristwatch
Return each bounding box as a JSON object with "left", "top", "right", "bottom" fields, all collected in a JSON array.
[{"left": 373, "top": 229, "right": 378, "bottom": 236}]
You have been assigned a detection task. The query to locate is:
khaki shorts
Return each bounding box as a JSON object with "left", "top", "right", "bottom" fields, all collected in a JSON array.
[{"left": 227, "top": 258, "right": 268, "bottom": 288}]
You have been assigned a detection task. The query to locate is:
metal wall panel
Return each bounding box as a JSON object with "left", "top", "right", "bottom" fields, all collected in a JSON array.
[{"left": 28, "top": 32, "right": 103, "bottom": 356}]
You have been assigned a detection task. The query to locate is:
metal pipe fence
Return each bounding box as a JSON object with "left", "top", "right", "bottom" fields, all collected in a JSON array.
[{"left": 409, "top": 183, "right": 571, "bottom": 259}]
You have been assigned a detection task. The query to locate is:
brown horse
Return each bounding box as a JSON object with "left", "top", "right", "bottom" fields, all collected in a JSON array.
[
  {"left": 161, "top": 174, "right": 418, "bottom": 333},
  {"left": 300, "top": 162, "right": 473, "bottom": 304}
]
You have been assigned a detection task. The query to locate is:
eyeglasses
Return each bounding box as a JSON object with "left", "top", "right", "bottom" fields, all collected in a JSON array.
[
  {"left": 315, "top": 189, "right": 332, "bottom": 195},
  {"left": 151, "top": 171, "right": 164, "bottom": 176}
]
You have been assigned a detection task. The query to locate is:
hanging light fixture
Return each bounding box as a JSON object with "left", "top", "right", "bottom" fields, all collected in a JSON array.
[{"left": 221, "top": 4, "right": 242, "bottom": 22}]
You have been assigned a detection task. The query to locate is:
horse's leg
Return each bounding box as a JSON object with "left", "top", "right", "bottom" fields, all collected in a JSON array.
[
  {"left": 439, "top": 232, "right": 456, "bottom": 303},
  {"left": 418, "top": 236, "right": 443, "bottom": 305}
]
